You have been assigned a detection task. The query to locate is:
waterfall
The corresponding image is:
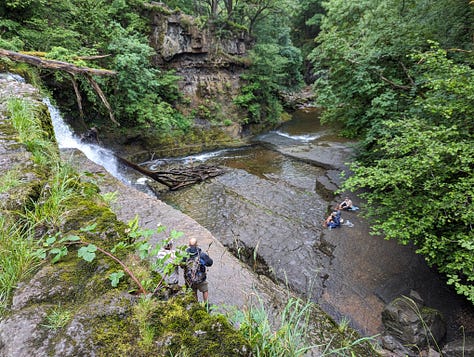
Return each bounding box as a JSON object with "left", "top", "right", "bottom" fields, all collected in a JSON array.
[{"left": 43, "top": 97, "right": 128, "bottom": 183}]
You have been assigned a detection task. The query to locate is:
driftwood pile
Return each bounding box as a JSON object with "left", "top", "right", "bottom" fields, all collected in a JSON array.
[{"left": 116, "top": 155, "right": 225, "bottom": 190}]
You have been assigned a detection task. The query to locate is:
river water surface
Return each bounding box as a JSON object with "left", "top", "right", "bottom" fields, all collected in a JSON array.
[
  {"left": 48, "top": 94, "right": 473, "bottom": 341},
  {"left": 140, "top": 109, "right": 474, "bottom": 340}
]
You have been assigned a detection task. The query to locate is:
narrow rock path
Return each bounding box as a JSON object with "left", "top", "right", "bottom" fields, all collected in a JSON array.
[
  {"left": 64, "top": 149, "right": 317, "bottom": 315},
  {"left": 65, "top": 149, "right": 357, "bottom": 355}
]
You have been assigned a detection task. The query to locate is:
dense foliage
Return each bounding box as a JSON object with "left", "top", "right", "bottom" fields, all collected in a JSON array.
[
  {"left": 0, "top": 0, "right": 187, "bottom": 131},
  {"left": 309, "top": 0, "right": 474, "bottom": 302},
  {"left": 0, "top": 0, "right": 305, "bottom": 129},
  {"left": 235, "top": 23, "right": 303, "bottom": 124},
  {"left": 161, "top": 0, "right": 304, "bottom": 125}
]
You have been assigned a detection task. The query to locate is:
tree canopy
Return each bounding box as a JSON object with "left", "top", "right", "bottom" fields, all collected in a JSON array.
[
  {"left": 309, "top": 0, "right": 474, "bottom": 302},
  {"left": 0, "top": 0, "right": 187, "bottom": 131}
]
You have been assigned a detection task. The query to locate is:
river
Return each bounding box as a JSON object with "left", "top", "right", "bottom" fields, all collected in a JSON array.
[
  {"left": 49, "top": 97, "right": 473, "bottom": 341},
  {"left": 139, "top": 108, "right": 474, "bottom": 340}
]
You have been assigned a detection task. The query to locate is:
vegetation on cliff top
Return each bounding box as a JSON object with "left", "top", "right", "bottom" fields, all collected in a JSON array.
[{"left": 0, "top": 0, "right": 303, "bottom": 134}]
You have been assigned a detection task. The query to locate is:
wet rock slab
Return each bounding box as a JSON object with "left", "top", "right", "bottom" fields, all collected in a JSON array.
[{"left": 270, "top": 135, "right": 474, "bottom": 341}]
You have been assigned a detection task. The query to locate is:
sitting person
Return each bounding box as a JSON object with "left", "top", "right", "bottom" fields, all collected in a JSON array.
[
  {"left": 324, "top": 210, "right": 342, "bottom": 229},
  {"left": 338, "top": 197, "right": 353, "bottom": 210}
]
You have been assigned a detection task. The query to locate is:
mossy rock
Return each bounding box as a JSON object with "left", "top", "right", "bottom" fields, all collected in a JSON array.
[
  {"left": 62, "top": 195, "right": 128, "bottom": 250},
  {"left": 148, "top": 294, "right": 251, "bottom": 356}
]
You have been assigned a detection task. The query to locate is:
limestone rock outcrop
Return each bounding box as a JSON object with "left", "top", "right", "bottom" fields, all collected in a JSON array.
[{"left": 146, "top": 3, "right": 249, "bottom": 136}]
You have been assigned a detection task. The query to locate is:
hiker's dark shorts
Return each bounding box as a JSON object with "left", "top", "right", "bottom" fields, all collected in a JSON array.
[{"left": 192, "top": 281, "right": 209, "bottom": 293}]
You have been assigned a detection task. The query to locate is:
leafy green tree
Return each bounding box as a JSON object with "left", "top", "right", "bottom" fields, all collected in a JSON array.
[
  {"left": 341, "top": 46, "right": 474, "bottom": 302},
  {"left": 310, "top": 0, "right": 474, "bottom": 138},
  {"left": 234, "top": 1, "right": 303, "bottom": 124},
  {"left": 0, "top": 0, "right": 189, "bottom": 131},
  {"left": 103, "top": 29, "right": 186, "bottom": 130},
  {"left": 290, "top": 0, "right": 324, "bottom": 81},
  {"left": 311, "top": 0, "right": 474, "bottom": 302},
  {"left": 234, "top": 39, "right": 303, "bottom": 124}
]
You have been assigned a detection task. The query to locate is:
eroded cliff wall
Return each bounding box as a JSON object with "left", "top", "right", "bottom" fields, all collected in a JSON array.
[{"left": 146, "top": 3, "right": 249, "bottom": 137}]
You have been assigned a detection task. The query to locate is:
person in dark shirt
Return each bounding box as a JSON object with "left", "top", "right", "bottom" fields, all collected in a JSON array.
[{"left": 183, "top": 238, "right": 213, "bottom": 303}]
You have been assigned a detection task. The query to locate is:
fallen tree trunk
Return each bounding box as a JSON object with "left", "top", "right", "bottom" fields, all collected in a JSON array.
[
  {"left": 0, "top": 48, "right": 118, "bottom": 125},
  {"left": 0, "top": 49, "right": 116, "bottom": 76},
  {"left": 115, "top": 155, "right": 226, "bottom": 190}
]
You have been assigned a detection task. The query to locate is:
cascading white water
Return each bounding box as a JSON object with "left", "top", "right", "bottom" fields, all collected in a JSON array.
[{"left": 43, "top": 97, "right": 128, "bottom": 183}]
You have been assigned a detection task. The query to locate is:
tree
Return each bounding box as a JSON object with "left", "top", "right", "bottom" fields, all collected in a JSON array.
[
  {"left": 232, "top": 0, "right": 302, "bottom": 124},
  {"left": 341, "top": 45, "right": 474, "bottom": 303},
  {"left": 311, "top": 0, "right": 474, "bottom": 302},
  {"left": 309, "top": 0, "right": 474, "bottom": 138},
  {"left": 290, "top": 0, "right": 324, "bottom": 81}
]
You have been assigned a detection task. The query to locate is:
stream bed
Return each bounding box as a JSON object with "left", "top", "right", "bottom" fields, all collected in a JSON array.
[
  {"left": 46, "top": 87, "right": 473, "bottom": 342},
  {"left": 139, "top": 108, "right": 474, "bottom": 339}
]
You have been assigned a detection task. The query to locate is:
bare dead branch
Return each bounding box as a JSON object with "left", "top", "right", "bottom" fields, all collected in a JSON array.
[
  {"left": 115, "top": 155, "right": 226, "bottom": 190},
  {"left": 0, "top": 48, "right": 119, "bottom": 126},
  {"left": 399, "top": 61, "right": 415, "bottom": 87},
  {"left": 69, "top": 74, "right": 84, "bottom": 119},
  {"left": 84, "top": 74, "right": 119, "bottom": 126},
  {"left": 379, "top": 74, "right": 412, "bottom": 90}
]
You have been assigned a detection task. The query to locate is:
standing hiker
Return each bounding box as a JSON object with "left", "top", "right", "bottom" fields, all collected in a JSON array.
[{"left": 182, "top": 238, "right": 213, "bottom": 303}]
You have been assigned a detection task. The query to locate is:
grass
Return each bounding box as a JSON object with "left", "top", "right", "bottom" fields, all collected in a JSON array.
[
  {"left": 398, "top": 296, "right": 444, "bottom": 354},
  {"left": 101, "top": 191, "right": 118, "bottom": 205},
  {"left": 0, "top": 97, "right": 70, "bottom": 315},
  {"left": 0, "top": 168, "right": 22, "bottom": 193},
  {"left": 41, "top": 304, "right": 71, "bottom": 330},
  {"left": 229, "top": 296, "right": 318, "bottom": 357},
  {"left": 134, "top": 296, "right": 159, "bottom": 349},
  {"left": 0, "top": 216, "right": 39, "bottom": 314},
  {"left": 319, "top": 335, "right": 380, "bottom": 356},
  {"left": 7, "top": 98, "right": 59, "bottom": 165},
  {"left": 21, "top": 164, "right": 81, "bottom": 230},
  {"left": 8, "top": 98, "right": 43, "bottom": 141},
  {"left": 229, "top": 295, "right": 380, "bottom": 357}
]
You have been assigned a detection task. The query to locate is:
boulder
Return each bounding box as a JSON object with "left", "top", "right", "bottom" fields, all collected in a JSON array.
[{"left": 381, "top": 291, "right": 446, "bottom": 356}]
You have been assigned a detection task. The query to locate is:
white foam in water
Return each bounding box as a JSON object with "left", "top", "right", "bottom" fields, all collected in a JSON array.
[
  {"left": 146, "top": 147, "right": 245, "bottom": 170},
  {"left": 43, "top": 97, "right": 126, "bottom": 182},
  {"left": 274, "top": 131, "right": 320, "bottom": 142},
  {"left": 136, "top": 177, "right": 149, "bottom": 185},
  {"left": 183, "top": 151, "right": 223, "bottom": 163}
]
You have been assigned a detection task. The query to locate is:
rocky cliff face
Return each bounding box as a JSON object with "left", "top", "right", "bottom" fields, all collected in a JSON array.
[{"left": 146, "top": 3, "right": 249, "bottom": 138}]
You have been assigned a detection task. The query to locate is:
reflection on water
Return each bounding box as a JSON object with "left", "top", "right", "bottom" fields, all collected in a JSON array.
[
  {"left": 141, "top": 144, "right": 325, "bottom": 192},
  {"left": 141, "top": 108, "right": 331, "bottom": 186}
]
